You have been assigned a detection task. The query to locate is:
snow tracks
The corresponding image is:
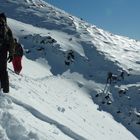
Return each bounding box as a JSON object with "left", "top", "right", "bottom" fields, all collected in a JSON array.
[
  {"left": 0, "top": 95, "right": 39, "bottom": 140},
  {"left": 8, "top": 95, "right": 87, "bottom": 140}
]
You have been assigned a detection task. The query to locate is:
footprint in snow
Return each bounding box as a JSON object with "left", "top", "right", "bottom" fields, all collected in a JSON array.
[
  {"left": 0, "top": 95, "right": 12, "bottom": 109},
  {"left": 10, "top": 83, "right": 21, "bottom": 90},
  {"left": 57, "top": 107, "right": 65, "bottom": 113}
]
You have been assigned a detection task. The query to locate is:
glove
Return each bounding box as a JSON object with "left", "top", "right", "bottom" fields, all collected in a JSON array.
[{"left": 7, "top": 55, "right": 13, "bottom": 63}]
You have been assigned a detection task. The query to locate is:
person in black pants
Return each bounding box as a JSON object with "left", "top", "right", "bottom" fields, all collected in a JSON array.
[{"left": 0, "top": 13, "right": 14, "bottom": 93}]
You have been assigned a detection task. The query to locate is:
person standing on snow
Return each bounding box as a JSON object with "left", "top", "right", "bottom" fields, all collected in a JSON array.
[
  {"left": 12, "top": 38, "right": 23, "bottom": 75},
  {"left": 120, "top": 70, "right": 125, "bottom": 80},
  {"left": 106, "top": 72, "right": 113, "bottom": 84},
  {"left": 0, "top": 12, "right": 15, "bottom": 93}
]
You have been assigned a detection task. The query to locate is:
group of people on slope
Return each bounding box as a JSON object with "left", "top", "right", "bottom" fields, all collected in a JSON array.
[
  {"left": 0, "top": 12, "right": 127, "bottom": 94},
  {"left": 107, "top": 71, "right": 125, "bottom": 84},
  {"left": 0, "top": 12, "right": 23, "bottom": 93}
]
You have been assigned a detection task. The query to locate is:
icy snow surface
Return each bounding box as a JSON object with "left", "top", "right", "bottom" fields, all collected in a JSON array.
[{"left": 0, "top": 0, "right": 139, "bottom": 139}]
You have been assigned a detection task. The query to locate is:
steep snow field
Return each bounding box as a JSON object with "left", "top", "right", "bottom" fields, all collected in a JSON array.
[{"left": 0, "top": 0, "right": 140, "bottom": 139}]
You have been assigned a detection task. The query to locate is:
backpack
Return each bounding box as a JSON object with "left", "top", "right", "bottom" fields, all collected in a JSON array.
[{"left": 14, "top": 42, "right": 23, "bottom": 57}]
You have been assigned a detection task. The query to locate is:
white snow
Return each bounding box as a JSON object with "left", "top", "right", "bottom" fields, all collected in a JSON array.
[{"left": 0, "top": 0, "right": 140, "bottom": 140}]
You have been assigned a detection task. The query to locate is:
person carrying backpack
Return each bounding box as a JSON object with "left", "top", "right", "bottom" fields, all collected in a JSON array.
[
  {"left": 12, "top": 38, "right": 23, "bottom": 74},
  {"left": 0, "top": 13, "right": 14, "bottom": 93}
]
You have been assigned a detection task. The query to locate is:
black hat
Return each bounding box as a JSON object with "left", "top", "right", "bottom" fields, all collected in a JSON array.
[{"left": 0, "top": 13, "right": 6, "bottom": 22}]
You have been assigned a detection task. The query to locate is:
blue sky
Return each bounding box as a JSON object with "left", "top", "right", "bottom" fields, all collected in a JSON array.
[{"left": 45, "top": 0, "right": 140, "bottom": 40}]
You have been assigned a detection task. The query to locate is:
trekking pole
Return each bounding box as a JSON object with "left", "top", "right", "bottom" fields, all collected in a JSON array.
[{"left": 103, "top": 82, "right": 108, "bottom": 94}]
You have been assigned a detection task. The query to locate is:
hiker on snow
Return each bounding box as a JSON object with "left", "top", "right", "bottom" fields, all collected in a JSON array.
[
  {"left": 0, "top": 13, "right": 15, "bottom": 93},
  {"left": 107, "top": 72, "right": 120, "bottom": 84},
  {"left": 120, "top": 70, "right": 124, "bottom": 80},
  {"left": 107, "top": 72, "right": 112, "bottom": 84},
  {"left": 12, "top": 38, "right": 23, "bottom": 75}
]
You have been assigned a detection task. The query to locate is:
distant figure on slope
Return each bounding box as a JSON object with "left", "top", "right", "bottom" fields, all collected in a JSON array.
[
  {"left": 12, "top": 38, "right": 23, "bottom": 75},
  {"left": 0, "top": 12, "right": 15, "bottom": 93},
  {"left": 65, "top": 50, "right": 75, "bottom": 66},
  {"left": 120, "top": 70, "right": 124, "bottom": 80},
  {"left": 106, "top": 72, "right": 112, "bottom": 84}
]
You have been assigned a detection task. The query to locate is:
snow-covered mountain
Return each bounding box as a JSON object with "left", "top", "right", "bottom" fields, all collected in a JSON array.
[{"left": 0, "top": 0, "right": 140, "bottom": 139}]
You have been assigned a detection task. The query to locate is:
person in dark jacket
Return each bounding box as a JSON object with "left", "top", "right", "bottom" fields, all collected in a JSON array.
[
  {"left": 0, "top": 13, "right": 14, "bottom": 93},
  {"left": 12, "top": 38, "right": 23, "bottom": 74},
  {"left": 120, "top": 70, "right": 124, "bottom": 80},
  {"left": 107, "top": 72, "right": 112, "bottom": 84}
]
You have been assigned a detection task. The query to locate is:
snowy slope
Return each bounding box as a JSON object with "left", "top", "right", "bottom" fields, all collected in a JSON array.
[{"left": 0, "top": 0, "right": 140, "bottom": 140}]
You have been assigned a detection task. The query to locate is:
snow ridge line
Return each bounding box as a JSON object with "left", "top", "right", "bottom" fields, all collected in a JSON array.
[{"left": 7, "top": 95, "right": 87, "bottom": 140}]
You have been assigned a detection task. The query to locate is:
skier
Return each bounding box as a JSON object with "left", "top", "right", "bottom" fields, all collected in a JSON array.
[
  {"left": 0, "top": 13, "right": 15, "bottom": 93},
  {"left": 103, "top": 72, "right": 112, "bottom": 93},
  {"left": 12, "top": 38, "right": 23, "bottom": 74}
]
